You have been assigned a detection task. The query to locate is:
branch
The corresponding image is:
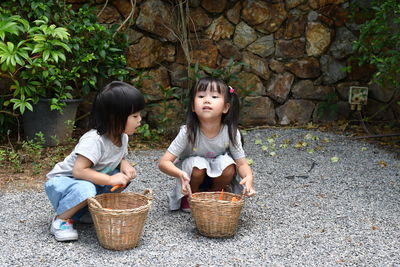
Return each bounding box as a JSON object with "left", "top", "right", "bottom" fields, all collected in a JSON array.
[
  {"left": 367, "top": 87, "right": 400, "bottom": 120},
  {"left": 0, "top": 73, "right": 12, "bottom": 79},
  {"left": 113, "top": 0, "right": 137, "bottom": 38},
  {"left": 352, "top": 133, "right": 400, "bottom": 139},
  {"left": 75, "top": 111, "right": 90, "bottom": 122},
  {"left": 0, "top": 93, "right": 13, "bottom": 98},
  {"left": 97, "top": 0, "right": 109, "bottom": 18},
  {"left": 0, "top": 110, "right": 19, "bottom": 117},
  {"left": 355, "top": 111, "right": 371, "bottom": 135},
  {"left": 5, "top": 115, "right": 20, "bottom": 145}
]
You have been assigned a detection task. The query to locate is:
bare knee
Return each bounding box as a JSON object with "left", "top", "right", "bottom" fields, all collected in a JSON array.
[
  {"left": 191, "top": 167, "right": 206, "bottom": 179},
  {"left": 221, "top": 164, "right": 236, "bottom": 178},
  {"left": 190, "top": 167, "right": 206, "bottom": 193}
]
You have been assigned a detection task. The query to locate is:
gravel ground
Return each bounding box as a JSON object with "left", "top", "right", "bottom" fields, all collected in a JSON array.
[{"left": 0, "top": 128, "right": 399, "bottom": 266}]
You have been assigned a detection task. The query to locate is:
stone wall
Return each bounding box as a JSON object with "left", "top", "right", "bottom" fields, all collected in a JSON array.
[{"left": 83, "top": 0, "right": 398, "bottom": 126}]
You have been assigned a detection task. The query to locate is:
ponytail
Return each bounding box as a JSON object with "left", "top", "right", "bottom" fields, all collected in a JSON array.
[{"left": 222, "top": 87, "right": 240, "bottom": 147}]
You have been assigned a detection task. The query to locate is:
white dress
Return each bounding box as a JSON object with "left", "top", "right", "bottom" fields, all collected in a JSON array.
[{"left": 166, "top": 125, "right": 246, "bottom": 210}]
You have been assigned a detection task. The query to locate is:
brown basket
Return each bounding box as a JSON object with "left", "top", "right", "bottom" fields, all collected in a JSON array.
[
  {"left": 88, "top": 189, "right": 152, "bottom": 250},
  {"left": 189, "top": 191, "right": 244, "bottom": 237}
]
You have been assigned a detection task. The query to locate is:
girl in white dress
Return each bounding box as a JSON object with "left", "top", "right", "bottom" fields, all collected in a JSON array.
[{"left": 159, "top": 77, "right": 256, "bottom": 212}]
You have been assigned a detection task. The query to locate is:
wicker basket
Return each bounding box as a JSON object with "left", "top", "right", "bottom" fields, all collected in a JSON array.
[
  {"left": 88, "top": 189, "right": 152, "bottom": 250},
  {"left": 189, "top": 191, "right": 244, "bottom": 237}
]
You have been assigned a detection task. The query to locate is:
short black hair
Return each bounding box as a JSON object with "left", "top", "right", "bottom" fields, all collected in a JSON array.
[{"left": 89, "top": 81, "right": 145, "bottom": 142}]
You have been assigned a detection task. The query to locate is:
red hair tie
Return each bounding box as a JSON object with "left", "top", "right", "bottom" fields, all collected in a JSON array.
[{"left": 229, "top": 86, "right": 235, "bottom": 93}]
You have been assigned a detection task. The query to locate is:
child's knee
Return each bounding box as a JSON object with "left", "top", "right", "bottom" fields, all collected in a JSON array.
[
  {"left": 222, "top": 164, "right": 236, "bottom": 177},
  {"left": 72, "top": 180, "right": 96, "bottom": 198},
  {"left": 192, "top": 167, "right": 206, "bottom": 178}
]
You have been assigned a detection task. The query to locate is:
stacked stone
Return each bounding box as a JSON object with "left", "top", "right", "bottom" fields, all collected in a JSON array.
[{"left": 88, "top": 0, "right": 398, "bottom": 126}]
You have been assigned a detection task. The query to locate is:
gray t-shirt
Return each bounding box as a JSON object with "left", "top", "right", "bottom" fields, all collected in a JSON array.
[
  {"left": 46, "top": 129, "right": 128, "bottom": 179},
  {"left": 167, "top": 125, "right": 245, "bottom": 161}
]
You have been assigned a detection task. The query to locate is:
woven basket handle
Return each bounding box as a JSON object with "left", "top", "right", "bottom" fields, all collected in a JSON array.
[
  {"left": 240, "top": 185, "right": 247, "bottom": 199},
  {"left": 143, "top": 188, "right": 154, "bottom": 200},
  {"left": 88, "top": 197, "right": 102, "bottom": 209},
  {"left": 185, "top": 183, "right": 192, "bottom": 197}
]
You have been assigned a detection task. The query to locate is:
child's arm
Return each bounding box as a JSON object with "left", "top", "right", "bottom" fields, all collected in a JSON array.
[
  {"left": 72, "top": 155, "right": 131, "bottom": 186},
  {"left": 235, "top": 157, "right": 256, "bottom": 196},
  {"left": 159, "top": 151, "right": 190, "bottom": 195}
]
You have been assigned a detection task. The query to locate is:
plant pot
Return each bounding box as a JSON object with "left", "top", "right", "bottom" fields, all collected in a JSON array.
[{"left": 22, "top": 98, "right": 82, "bottom": 146}]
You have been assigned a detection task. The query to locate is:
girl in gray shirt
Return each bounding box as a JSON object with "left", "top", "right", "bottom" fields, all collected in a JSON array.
[
  {"left": 45, "top": 81, "right": 145, "bottom": 241},
  {"left": 159, "top": 77, "right": 256, "bottom": 212}
]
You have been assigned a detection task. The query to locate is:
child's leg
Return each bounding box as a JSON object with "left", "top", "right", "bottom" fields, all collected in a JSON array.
[
  {"left": 58, "top": 200, "right": 87, "bottom": 220},
  {"left": 45, "top": 176, "right": 98, "bottom": 240},
  {"left": 209, "top": 164, "right": 236, "bottom": 191},
  {"left": 45, "top": 177, "right": 97, "bottom": 218},
  {"left": 190, "top": 167, "right": 206, "bottom": 193},
  {"left": 72, "top": 178, "right": 131, "bottom": 222},
  {"left": 71, "top": 168, "right": 124, "bottom": 218}
]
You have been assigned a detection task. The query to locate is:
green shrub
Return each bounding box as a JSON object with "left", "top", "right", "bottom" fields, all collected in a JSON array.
[
  {"left": 0, "top": 12, "right": 71, "bottom": 114},
  {"left": 0, "top": 0, "right": 131, "bottom": 132},
  {"left": 352, "top": 0, "right": 400, "bottom": 89}
]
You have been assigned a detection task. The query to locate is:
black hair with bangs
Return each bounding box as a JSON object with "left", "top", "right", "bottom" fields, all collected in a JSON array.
[
  {"left": 89, "top": 81, "right": 145, "bottom": 143},
  {"left": 186, "top": 77, "right": 240, "bottom": 146}
]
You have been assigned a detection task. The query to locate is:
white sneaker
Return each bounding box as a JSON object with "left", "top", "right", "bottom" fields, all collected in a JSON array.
[{"left": 50, "top": 216, "right": 78, "bottom": 241}]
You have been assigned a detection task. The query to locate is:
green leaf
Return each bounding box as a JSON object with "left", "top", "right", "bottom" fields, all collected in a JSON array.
[
  {"left": 255, "top": 139, "right": 262, "bottom": 145},
  {"left": 10, "top": 55, "right": 16, "bottom": 66},
  {"left": 99, "top": 50, "right": 106, "bottom": 58},
  {"left": 58, "top": 52, "right": 66, "bottom": 62},
  {"left": 109, "top": 47, "right": 121, "bottom": 52},
  {"left": 32, "top": 35, "right": 46, "bottom": 42},
  {"left": 25, "top": 102, "right": 33, "bottom": 112},
  {"left": 6, "top": 41, "right": 15, "bottom": 52},
  {"left": 304, "top": 133, "right": 313, "bottom": 140},
  {"left": 267, "top": 138, "right": 275, "bottom": 144},
  {"left": 0, "top": 21, "right": 19, "bottom": 38},
  {"left": 1, "top": 63, "right": 9, "bottom": 72},
  {"left": 330, "top": 156, "right": 339, "bottom": 163},
  {"left": 14, "top": 54, "right": 25, "bottom": 65},
  {"left": 307, "top": 148, "right": 315, "bottom": 154},
  {"left": 57, "top": 42, "right": 71, "bottom": 52},
  {"left": 32, "top": 44, "right": 44, "bottom": 54},
  {"left": 50, "top": 51, "right": 58, "bottom": 63},
  {"left": 42, "top": 50, "right": 50, "bottom": 61}
]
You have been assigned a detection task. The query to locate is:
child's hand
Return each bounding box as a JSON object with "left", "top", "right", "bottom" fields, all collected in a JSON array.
[
  {"left": 240, "top": 175, "right": 256, "bottom": 197},
  {"left": 110, "top": 172, "right": 130, "bottom": 186},
  {"left": 179, "top": 171, "right": 191, "bottom": 195},
  {"left": 121, "top": 165, "right": 137, "bottom": 180},
  {"left": 120, "top": 160, "right": 137, "bottom": 180}
]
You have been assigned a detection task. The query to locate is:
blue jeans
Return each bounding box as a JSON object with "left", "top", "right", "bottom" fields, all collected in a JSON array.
[{"left": 45, "top": 169, "right": 129, "bottom": 220}]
